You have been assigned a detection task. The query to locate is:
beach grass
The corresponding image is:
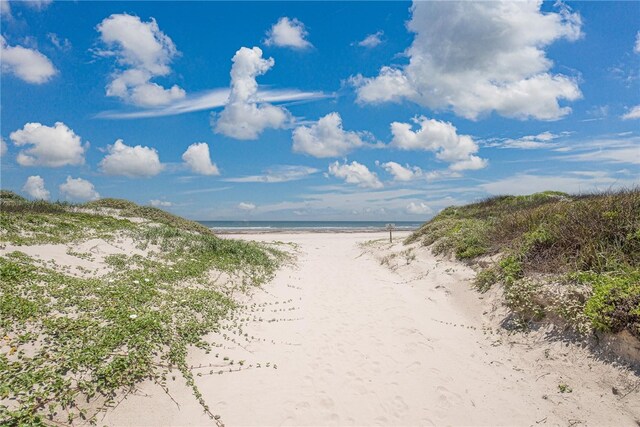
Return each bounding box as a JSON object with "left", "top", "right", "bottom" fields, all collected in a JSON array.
[
  {"left": 0, "top": 193, "right": 287, "bottom": 425},
  {"left": 407, "top": 188, "right": 640, "bottom": 337}
]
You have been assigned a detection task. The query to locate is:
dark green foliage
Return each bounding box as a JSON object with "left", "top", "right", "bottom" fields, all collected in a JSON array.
[
  {"left": 0, "top": 190, "right": 27, "bottom": 202},
  {"left": 84, "top": 197, "right": 139, "bottom": 210},
  {"left": 579, "top": 271, "right": 640, "bottom": 339},
  {"left": 407, "top": 188, "right": 640, "bottom": 335}
]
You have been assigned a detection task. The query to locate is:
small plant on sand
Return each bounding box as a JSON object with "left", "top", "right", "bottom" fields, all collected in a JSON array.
[
  {"left": 0, "top": 196, "right": 288, "bottom": 425},
  {"left": 558, "top": 383, "right": 572, "bottom": 393}
]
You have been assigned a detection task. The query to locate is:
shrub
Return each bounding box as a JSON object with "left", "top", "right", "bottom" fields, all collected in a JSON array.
[{"left": 580, "top": 271, "right": 640, "bottom": 339}]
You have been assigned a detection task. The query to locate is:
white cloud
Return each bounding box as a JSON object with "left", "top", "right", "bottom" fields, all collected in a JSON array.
[
  {"left": 0, "top": 137, "right": 7, "bottom": 157},
  {"left": 405, "top": 201, "right": 432, "bottom": 215},
  {"left": 635, "top": 31, "right": 640, "bottom": 54},
  {"left": 353, "top": 1, "right": 583, "bottom": 120},
  {"left": 22, "top": 176, "right": 50, "bottom": 200},
  {"left": 265, "top": 17, "right": 312, "bottom": 49},
  {"left": 488, "top": 131, "right": 560, "bottom": 150},
  {"left": 292, "top": 112, "right": 368, "bottom": 158},
  {"left": 182, "top": 142, "right": 220, "bottom": 176},
  {"left": 1, "top": 0, "right": 52, "bottom": 21},
  {"left": 622, "top": 105, "right": 640, "bottom": 120},
  {"left": 59, "top": 176, "right": 100, "bottom": 201},
  {"left": 212, "top": 47, "right": 291, "bottom": 140},
  {"left": 96, "top": 13, "right": 185, "bottom": 107},
  {"left": 10, "top": 122, "right": 87, "bottom": 167},
  {"left": 357, "top": 31, "right": 384, "bottom": 48},
  {"left": 149, "top": 199, "right": 172, "bottom": 207},
  {"left": 0, "top": 35, "right": 56, "bottom": 84},
  {"left": 377, "top": 161, "right": 423, "bottom": 181},
  {"left": 47, "top": 33, "right": 72, "bottom": 51},
  {"left": 560, "top": 147, "right": 640, "bottom": 165},
  {"left": 328, "top": 160, "right": 383, "bottom": 189},
  {"left": 480, "top": 172, "right": 632, "bottom": 196},
  {"left": 350, "top": 67, "right": 416, "bottom": 104},
  {"left": 97, "top": 87, "right": 328, "bottom": 119},
  {"left": 1, "top": 0, "right": 12, "bottom": 20},
  {"left": 238, "top": 202, "right": 256, "bottom": 211},
  {"left": 390, "top": 116, "right": 487, "bottom": 171},
  {"left": 24, "top": 0, "right": 53, "bottom": 10},
  {"left": 224, "top": 165, "right": 318, "bottom": 183},
  {"left": 99, "top": 139, "right": 164, "bottom": 177}
]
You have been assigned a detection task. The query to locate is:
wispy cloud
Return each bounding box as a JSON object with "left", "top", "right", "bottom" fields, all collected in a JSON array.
[
  {"left": 483, "top": 131, "right": 566, "bottom": 150},
  {"left": 479, "top": 171, "right": 636, "bottom": 196},
  {"left": 223, "top": 165, "right": 319, "bottom": 183},
  {"left": 554, "top": 135, "right": 640, "bottom": 164},
  {"left": 96, "top": 87, "right": 331, "bottom": 119},
  {"left": 182, "top": 186, "right": 231, "bottom": 195}
]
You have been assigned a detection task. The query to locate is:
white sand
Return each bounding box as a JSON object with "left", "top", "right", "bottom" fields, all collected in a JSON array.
[{"left": 95, "top": 232, "right": 639, "bottom": 425}]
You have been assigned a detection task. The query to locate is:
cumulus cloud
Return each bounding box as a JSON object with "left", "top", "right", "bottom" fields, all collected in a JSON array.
[
  {"left": 377, "top": 161, "right": 423, "bottom": 181},
  {"left": 149, "top": 199, "right": 172, "bottom": 207},
  {"left": 265, "top": 17, "right": 312, "bottom": 49},
  {"left": 96, "top": 13, "right": 185, "bottom": 107},
  {"left": 353, "top": 1, "right": 583, "bottom": 120},
  {"left": 238, "top": 202, "right": 256, "bottom": 211},
  {"left": 390, "top": 116, "right": 487, "bottom": 171},
  {"left": 22, "top": 176, "right": 50, "bottom": 200},
  {"left": 622, "top": 105, "right": 640, "bottom": 120},
  {"left": 224, "top": 165, "right": 318, "bottom": 183},
  {"left": 635, "top": 31, "right": 640, "bottom": 54},
  {"left": 10, "top": 122, "right": 87, "bottom": 167},
  {"left": 405, "top": 201, "right": 432, "bottom": 215},
  {"left": 59, "top": 176, "right": 100, "bottom": 201},
  {"left": 328, "top": 161, "right": 383, "bottom": 189},
  {"left": 350, "top": 67, "right": 416, "bottom": 104},
  {"left": 357, "top": 31, "right": 384, "bottom": 48},
  {"left": 212, "top": 47, "right": 291, "bottom": 140},
  {"left": 0, "top": 35, "right": 56, "bottom": 84},
  {"left": 292, "top": 112, "right": 369, "bottom": 158},
  {"left": 99, "top": 139, "right": 163, "bottom": 177},
  {"left": 182, "top": 142, "right": 220, "bottom": 175},
  {"left": 0, "top": 137, "right": 7, "bottom": 157}
]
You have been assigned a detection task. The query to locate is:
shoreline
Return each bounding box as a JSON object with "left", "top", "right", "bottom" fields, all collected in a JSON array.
[{"left": 212, "top": 228, "right": 417, "bottom": 234}]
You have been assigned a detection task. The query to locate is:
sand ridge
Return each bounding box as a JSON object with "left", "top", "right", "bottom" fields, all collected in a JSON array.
[{"left": 103, "top": 232, "right": 640, "bottom": 426}]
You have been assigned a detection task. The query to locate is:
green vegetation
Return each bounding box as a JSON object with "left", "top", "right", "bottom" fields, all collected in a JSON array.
[
  {"left": 0, "top": 194, "right": 287, "bottom": 425},
  {"left": 407, "top": 189, "right": 640, "bottom": 338}
]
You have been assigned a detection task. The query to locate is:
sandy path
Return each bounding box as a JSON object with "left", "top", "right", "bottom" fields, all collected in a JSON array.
[{"left": 105, "top": 232, "right": 639, "bottom": 426}]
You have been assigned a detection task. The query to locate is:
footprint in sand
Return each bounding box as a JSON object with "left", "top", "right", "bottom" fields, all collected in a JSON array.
[
  {"left": 406, "top": 360, "right": 422, "bottom": 373},
  {"left": 435, "top": 385, "right": 464, "bottom": 407},
  {"left": 373, "top": 416, "right": 389, "bottom": 425},
  {"left": 391, "top": 395, "right": 409, "bottom": 416},
  {"left": 319, "top": 395, "right": 335, "bottom": 409}
]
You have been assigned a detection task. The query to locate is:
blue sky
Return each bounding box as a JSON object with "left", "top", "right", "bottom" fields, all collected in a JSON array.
[{"left": 1, "top": 0, "right": 639, "bottom": 220}]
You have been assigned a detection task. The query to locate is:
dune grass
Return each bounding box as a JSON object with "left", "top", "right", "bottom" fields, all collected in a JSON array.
[
  {"left": 407, "top": 189, "right": 640, "bottom": 337},
  {"left": 0, "top": 193, "right": 287, "bottom": 425}
]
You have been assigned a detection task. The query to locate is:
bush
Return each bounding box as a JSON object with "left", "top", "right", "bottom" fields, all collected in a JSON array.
[
  {"left": 407, "top": 188, "right": 640, "bottom": 339},
  {"left": 580, "top": 271, "right": 640, "bottom": 338}
]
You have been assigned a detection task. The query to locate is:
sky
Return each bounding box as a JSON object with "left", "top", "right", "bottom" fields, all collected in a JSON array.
[{"left": 1, "top": 0, "right": 639, "bottom": 221}]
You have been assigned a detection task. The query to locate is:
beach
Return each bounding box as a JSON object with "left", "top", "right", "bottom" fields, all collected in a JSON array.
[{"left": 103, "top": 231, "right": 640, "bottom": 426}]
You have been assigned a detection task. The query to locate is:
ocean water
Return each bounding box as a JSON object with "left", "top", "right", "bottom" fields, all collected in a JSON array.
[{"left": 198, "top": 220, "right": 423, "bottom": 233}]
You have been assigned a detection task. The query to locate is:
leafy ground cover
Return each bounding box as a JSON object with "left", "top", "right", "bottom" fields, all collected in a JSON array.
[
  {"left": 406, "top": 189, "right": 640, "bottom": 337},
  {"left": 0, "top": 193, "right": 287, "bottom": 425}
]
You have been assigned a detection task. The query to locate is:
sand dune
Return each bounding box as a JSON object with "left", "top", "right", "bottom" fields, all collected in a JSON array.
[{"left": 104, "top": 232, "right": 639, "bottom": 426}]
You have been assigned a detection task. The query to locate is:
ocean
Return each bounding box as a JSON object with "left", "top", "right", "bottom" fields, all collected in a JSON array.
[{"left": 197, "top": 221, "right": 423, "bottom": 233}]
